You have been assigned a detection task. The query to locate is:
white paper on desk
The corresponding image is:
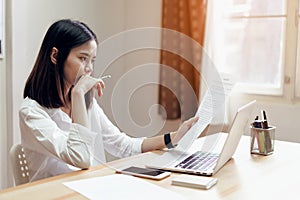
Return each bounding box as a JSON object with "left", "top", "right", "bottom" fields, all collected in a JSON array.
[
  {"left": 176, "top": 72, "right": 235, "bottom": 151},
  {"left": 63, "top": 174, "right": 186, "bottom": 200}
]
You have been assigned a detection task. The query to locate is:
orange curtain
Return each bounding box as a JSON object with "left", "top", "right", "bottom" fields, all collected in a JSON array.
[{"left": 159, "top": 0, "right": 207, "bottom": 120}]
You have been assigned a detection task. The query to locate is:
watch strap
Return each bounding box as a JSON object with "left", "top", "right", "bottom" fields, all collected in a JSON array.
[{"left": 164, "top": 132, "right": 177, "bottom": 149}]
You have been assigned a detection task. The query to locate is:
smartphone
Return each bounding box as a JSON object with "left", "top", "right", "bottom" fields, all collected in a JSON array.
[{"left": 116, "top": 166, "right": 171, "bottom": 180}]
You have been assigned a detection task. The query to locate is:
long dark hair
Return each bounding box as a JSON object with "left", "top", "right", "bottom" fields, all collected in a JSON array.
[{"left": 23, "top": 19, "right": 98, "bottom": 108}]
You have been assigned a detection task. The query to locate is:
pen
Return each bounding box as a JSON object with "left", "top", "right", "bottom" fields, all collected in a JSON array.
[
  {"left": 252, "top": 116, "right": 262, "bottom": 128},
  {"left": 101, "top": 75, "right": 111, "bottom": 80},
  {"left": 261, "top": 110, "right": 269, "bottom": 129}
]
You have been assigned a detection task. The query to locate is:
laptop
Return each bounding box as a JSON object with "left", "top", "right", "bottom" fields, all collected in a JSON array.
[{"left": 146, "top": 100, "right": 256, "bottom": 176}]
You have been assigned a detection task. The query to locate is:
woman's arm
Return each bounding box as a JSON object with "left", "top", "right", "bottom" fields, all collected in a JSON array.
[
  {"left": 141, "top": 116, "right": 199, "bottom": 152},
  {"left": 71, "top": 75, "right": 104, "bottom": 128},
  {"left": 19, "top": 99, "right": 98, "bottom": 169}
]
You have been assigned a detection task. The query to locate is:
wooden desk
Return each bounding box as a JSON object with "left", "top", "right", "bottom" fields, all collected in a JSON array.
[{"left": 1, "top": 136, "right": 300, "bottom": 199}]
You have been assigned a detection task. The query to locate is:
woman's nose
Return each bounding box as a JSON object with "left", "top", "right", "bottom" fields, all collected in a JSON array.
[{"left": 84, "top": 65, "right": 93, "bottom": 74}]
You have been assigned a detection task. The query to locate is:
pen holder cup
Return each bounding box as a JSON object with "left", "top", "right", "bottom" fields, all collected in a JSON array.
[{"left": 250, "top": 126, "right": 275, "bottom": 155}]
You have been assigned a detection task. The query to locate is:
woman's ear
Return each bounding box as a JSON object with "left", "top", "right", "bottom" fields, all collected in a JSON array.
[{"left": 50, "top": 47, "right": 58, "bottom": 64}]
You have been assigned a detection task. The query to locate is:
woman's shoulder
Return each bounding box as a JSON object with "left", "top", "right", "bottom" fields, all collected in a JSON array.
[
  {"left": 20, "top": 97, "right": 44, "bottom": 110},
  {"left": 19, "top": 97, "right": 58, "bottom": 117}
]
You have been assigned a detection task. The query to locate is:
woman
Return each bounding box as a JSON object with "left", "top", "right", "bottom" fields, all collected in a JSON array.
[{"left": 19, "top": 19, "right": 198, "bottom": 181}]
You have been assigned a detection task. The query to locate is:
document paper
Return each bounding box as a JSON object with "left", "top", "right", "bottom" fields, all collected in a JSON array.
[
  {"left": 63, "top": 174, "right": 186, "bottom": 200},
  {"left": 176, "top": 73, "right": 235, "bottom": 151}
]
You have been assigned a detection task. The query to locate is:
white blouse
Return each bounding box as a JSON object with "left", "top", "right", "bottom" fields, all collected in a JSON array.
[{"left": 19, "top": 97, "right": 144, "bottom": 182}]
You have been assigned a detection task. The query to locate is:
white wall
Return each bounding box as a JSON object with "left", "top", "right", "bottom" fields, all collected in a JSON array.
[
  {"left": 0, "top": 44, "right": 7, "bottom": 190},
  {"left": 0, "top": 0, "right": 9, "bottom": 190},
  {"left": 106, "top": 0, "right": 167, "bottom": 138}
]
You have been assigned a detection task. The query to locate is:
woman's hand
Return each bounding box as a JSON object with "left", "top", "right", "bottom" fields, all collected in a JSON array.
[
  {"left": 141, "top": 116, "right": 199, "bottom": 152},
  {"left": 71, "top": 75, "right": 105, "bottom": 128},
  {"left": 171, "top": 116, "right": 199, "bottom": 145},
  {"left": 72, "top": 75, "right": 105, "bottom": 97}
]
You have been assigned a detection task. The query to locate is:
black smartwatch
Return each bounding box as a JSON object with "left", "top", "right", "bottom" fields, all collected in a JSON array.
[{"left": 164, "top": 132, "right": 177, "bottom": 149}]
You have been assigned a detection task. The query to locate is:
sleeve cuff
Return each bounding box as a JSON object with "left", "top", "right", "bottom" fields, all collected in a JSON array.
[
  {"left": 69, "top": 123, "right": 98, "bottom": 151},
  {"left": 132, "top": 137, "right": 146, "bottom": 155}
]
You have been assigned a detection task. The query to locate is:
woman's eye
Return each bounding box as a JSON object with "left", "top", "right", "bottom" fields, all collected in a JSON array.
[{"left": 80, "top": 57, "right": 87, "bottom": 62}]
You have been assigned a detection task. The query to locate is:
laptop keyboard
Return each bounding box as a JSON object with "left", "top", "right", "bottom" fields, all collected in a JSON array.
[{"left": 175, "top": 151, "right": 219, "bottom": 171}]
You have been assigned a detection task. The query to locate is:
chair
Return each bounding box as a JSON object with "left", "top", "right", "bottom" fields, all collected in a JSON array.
[{"left": 9, "top": 144, "right": 30, "bottom": 186}]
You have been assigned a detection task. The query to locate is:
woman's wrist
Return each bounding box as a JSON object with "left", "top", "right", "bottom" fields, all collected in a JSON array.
[
  {"left": 71, "top": 87, "right": 85, "bottom": 97},
  {"left": 71, "top": 88, "right": 89, "bottom": 128},
  {"left": 164, "top": 131, "right": 177, "bottom": 149}
]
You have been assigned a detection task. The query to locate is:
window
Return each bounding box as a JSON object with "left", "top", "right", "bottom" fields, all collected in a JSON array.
[{"left": 206, "top": 0, "right": 294, "bottom": 97}]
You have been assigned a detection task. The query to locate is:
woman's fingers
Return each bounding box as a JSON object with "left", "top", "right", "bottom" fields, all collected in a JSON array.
[
  {"left": 96, "top": 82, "right": 104, "bottom": 97},
  {"left": 99, "top": 79, "right": 105, "bottom": 89},
  {"left": 185, "top": 116, "right": 199, "bottom": 128},
  {"left": 180, "top": 116, "right": 199, "bottom": 132},
  {"left": 74, "top": 75, "right": 105, "bottom": 95},
  {"left": 172, "top": 116, "right": 199, "bottom": 144},
  {"left": 95, "top": 79, "right": 105, "bottom": 97}
]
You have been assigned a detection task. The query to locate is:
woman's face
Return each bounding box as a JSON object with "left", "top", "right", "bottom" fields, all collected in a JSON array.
[{"left": 63, "top": 39, "right": 97, "bottom": 89}]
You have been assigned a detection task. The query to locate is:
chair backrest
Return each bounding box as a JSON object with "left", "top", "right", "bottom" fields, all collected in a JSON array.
[{"left": 9, "top": 144, "right": 30, "bottom": 186}]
